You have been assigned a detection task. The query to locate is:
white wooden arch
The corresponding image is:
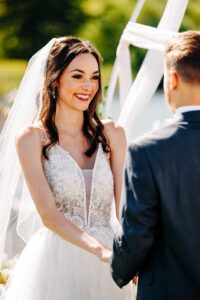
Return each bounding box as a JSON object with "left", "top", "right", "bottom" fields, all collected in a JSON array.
[{"left": 104, "top": 0, "right": 189, "bottom": 141}]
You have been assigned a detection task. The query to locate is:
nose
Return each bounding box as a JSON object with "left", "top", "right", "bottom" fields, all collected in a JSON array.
[{"left": 82, "top": 79, "right": 92, "bottom": 91}]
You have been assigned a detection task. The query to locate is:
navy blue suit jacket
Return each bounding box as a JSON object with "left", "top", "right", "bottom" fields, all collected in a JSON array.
[{"left": 111, "top": 111, "right": 200, "bottom": 300}]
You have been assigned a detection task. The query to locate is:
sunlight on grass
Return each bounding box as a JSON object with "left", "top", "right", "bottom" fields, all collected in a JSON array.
[
  {"left": 0, "top": 59, "right": 114, "bottom": 127},
  {"left": 0, "top": 59, "right": 27, "bottom": 97},
  {"left": 0, "top": 59, "right": 113, "bottom": 98}
]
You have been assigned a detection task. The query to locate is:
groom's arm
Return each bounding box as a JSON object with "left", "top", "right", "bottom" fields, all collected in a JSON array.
[{"left": 111, "top": 143, "right": 158, "bottom": 288}]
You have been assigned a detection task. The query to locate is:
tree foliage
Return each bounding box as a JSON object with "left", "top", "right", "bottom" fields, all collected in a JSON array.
[
  {"left": 0, "top": 0, "right": 199, "bottom": 69},
  {"left": 0, "top": 0, "right": 87, "bottom": 58}
]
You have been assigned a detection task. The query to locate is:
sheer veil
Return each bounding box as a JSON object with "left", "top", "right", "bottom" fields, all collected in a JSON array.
[{"left": 0, "top": 38, "right": 56, "bottom": 263}]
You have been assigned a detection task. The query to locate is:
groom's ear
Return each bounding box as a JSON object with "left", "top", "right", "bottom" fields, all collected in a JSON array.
[{"left": 169, "top": 70, "right": 179, "bottom": 90}]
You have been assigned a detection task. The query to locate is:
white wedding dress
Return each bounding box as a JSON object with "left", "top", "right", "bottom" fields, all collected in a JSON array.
[{"left": 3, "top": 143, "right": 134, "bottom": 299}]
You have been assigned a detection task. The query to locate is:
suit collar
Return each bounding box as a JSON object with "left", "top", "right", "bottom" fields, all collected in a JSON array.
[{"left": 177, "top": 110, "right": 200, "bottom": 123}]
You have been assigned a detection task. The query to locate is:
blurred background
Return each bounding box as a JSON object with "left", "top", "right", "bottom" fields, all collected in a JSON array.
[{"left": 0, "top": 0, "right": 199, "bottom": 129}]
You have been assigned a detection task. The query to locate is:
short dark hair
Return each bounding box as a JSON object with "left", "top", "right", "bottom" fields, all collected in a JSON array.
[{"left": 164, "top": 31, "right": 200, "bottom": 83}]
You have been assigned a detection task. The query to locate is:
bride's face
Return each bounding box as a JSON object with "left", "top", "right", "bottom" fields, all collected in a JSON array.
[{"left": 56, "top": 53, "right": 99, "bottom": 112}]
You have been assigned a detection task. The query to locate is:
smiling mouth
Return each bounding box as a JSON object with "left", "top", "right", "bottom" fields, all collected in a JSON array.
[{"left": 74, "top": 93, "right": 90, "bottom": 101}]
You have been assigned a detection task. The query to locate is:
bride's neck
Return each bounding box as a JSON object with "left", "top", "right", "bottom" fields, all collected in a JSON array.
[{"left": 55, "top": 105, "right": 84, "bottom": 135}]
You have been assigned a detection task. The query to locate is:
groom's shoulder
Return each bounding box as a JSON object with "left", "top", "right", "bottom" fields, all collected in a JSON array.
[{"left": 128, "top": 122, "right": 179, "bottom": 153}]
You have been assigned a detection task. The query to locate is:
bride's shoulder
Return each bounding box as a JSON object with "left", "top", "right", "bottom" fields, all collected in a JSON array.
[
  {"left": 15, "top": 123, "right": 47, "bottom": 150},
  {"left": 101, "top": 119, "right": 127, "bottom": 149}
]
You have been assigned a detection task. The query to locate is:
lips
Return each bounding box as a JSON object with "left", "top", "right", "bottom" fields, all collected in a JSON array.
[{"left": 74, "top": 93, "right": 90, "bottom": 101}]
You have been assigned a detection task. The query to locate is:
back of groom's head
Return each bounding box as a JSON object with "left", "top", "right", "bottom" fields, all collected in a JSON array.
[
  {"left": 164, "top": 31, "right": 200, "bottom": 83},
  {"left": 163, "top": 31, "right": 200, "bottom": 111}
]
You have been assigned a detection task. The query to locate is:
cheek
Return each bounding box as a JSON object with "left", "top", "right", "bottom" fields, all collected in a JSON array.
[
  {"left": 58, "top": 78, "right": 77, "bottom": 95},
  {"left": 93, "top": 82, "right": 99, "bottom": 94}
]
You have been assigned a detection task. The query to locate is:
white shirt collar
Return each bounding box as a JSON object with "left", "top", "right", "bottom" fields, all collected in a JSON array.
[{"left": 175, "top": 106, "right": 200, "bottom": 116}]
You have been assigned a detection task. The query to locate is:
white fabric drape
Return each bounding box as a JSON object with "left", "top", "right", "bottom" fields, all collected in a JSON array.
[
  {"left": 104, "top": 0, "right": 146, "bottom": 117},
  {"left": 104, "top": 0, "right": 189, "bottom": 142}
]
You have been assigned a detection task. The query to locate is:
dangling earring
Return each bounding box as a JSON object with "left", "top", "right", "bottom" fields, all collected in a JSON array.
[{"left": 52, "top": 88, "right": 56, "bottom": 100}]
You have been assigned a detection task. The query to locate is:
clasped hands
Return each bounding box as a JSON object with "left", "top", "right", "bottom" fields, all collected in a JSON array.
[{"left": 96, "top": 244, "right": 138, "bottom": 285}]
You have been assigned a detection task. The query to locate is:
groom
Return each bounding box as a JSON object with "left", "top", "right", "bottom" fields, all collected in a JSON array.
[{"left": 111, "top": 31, "right": 200, "bottom": 300}]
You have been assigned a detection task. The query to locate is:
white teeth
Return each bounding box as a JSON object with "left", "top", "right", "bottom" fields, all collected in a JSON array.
[{"left": 75, "top": 93, "right": 90, "bottom": 100}]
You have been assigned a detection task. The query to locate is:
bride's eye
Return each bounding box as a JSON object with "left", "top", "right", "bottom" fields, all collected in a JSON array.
[
  {"left": 92, "top": 75, "right": 100, "bottom": 80},
  {"left": 72, "top": 74, "right": 83, "bottom": 79}
]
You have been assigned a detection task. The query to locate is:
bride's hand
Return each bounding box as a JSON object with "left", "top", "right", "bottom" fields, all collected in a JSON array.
[
  {"left": 96, "top": 246, "right": 112, "bottom": 263},
  {"left": 132, "top": 272, "right": 139, "bottom": 285}
]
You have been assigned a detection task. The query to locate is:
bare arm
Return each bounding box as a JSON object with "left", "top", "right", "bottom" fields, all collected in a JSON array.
[
  {"left": 103, "top": 120, "right": 127, "bottom": 219},
  {"left": 15, "top": 126, "right": 111, "bottom": 262}
]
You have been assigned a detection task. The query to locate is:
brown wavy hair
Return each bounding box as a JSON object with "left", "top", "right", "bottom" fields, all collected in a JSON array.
[{"left": 39, "top": 36, "right": 110, "bottom": 159}]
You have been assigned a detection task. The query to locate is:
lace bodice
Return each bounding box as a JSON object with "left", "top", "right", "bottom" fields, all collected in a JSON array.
[{"left": 42, "top": 144, "right": 114, "bottom": 229}]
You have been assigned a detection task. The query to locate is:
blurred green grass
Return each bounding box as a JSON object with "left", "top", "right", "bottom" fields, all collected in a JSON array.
[
  {"left": 0, "top": 59, "right": 113, "bottom": 98},
  {"left": 0, "top": 59, "right": 27, "bottom": 97}
]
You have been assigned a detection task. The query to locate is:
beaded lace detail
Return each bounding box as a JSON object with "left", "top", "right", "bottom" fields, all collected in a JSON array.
[{"left": 42, "top": 144, "right": 114, "bottom": 229}]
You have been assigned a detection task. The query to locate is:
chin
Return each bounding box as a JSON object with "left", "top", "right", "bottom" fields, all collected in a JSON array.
[{"left": 75, "top": 104, "right": 90, "bottom": 112}]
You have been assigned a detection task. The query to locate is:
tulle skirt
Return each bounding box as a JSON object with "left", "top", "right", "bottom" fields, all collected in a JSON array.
[{"left": 3, "top": 226, "right": 135, "bottom": 300}]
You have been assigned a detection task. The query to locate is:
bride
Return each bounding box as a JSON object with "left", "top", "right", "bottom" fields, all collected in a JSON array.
[{"left": 1, "top": 36, "right": 134, "bottom": 299}]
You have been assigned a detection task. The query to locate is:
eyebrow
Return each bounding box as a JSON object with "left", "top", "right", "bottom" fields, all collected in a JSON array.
[{"left": 70, "top": 69, "right": 99, "bottom": 74}]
